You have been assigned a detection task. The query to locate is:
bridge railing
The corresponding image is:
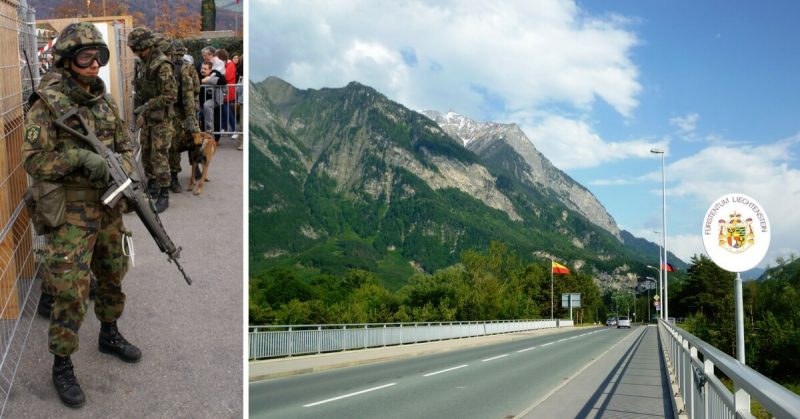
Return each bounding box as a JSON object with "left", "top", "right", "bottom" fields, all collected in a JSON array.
[
  {"left": 658, "top": 319, "right": 800, "bottom": 419},
  {"left": 249, "top": 319, "right": 573, "bottom": 360}
]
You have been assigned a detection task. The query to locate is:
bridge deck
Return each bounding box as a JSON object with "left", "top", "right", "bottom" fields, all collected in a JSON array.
[{"left": 522, "top": 324, "right": 673, "bottom": 418}]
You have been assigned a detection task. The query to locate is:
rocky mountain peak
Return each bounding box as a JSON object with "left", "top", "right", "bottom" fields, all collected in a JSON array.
[{"left": 424, "top": 110, "right": 622, "bottom": 240}]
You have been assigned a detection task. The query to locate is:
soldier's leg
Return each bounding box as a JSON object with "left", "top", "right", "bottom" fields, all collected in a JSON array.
[
  {"left": 168, "top": 125, "right": 187, "bottom": 193},
  {"left": 91, "top": 211, "right": 127, "bottom": 323},
  {"left": 153, "top": 121, "right": 172, "bottom": 188},
  {"left": 153, "top": 121, "right": 173, "bottom": 212},
  {"left": 47, "top": 222, "right": 96, "bottom": 407},
  {"left": 141, "top": 126, "right": 157, "bottom": 197},
  {"left": 47, "top": 223, "right": 95, "bottom": 357},
  {"left": 91, "top": 210, "right": 140, "bottom": 362},
  {"left": 37, "top": 262, "right": 54, "bottom": 318}
]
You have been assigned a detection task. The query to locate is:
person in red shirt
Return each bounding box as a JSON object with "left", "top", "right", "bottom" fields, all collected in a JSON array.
[{"left": 216, "top": 49, "right": 238, "bottom": 140}]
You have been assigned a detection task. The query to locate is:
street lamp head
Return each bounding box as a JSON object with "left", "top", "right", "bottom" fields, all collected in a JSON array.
[{"left": 650, "top": 148, "right": 665, "bottom": 154}]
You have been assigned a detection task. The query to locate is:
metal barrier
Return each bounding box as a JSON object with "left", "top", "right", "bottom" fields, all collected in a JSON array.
[
  {"left": 0, "top": 1, "right": 45, "bottom": 416},
  {"left": 249, "top": 319, "right": 574, "bottom": 360},
  {"left": 199, "top": 83, "right": 243, "bottom": 137},
  {"left": 658, "top": 319, "right": 800, "bottom": 418}
]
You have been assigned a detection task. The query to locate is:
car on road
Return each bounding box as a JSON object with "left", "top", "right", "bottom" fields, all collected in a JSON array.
[
  {"left": 617, "top": 316, "right": 631, "bottom": 328},
  {"left": 606, "top": 317, "right": 617, "bottom": 326}
]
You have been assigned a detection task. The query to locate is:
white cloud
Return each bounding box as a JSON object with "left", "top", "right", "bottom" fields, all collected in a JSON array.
[
  {"left": 522, "top": 115, "right": 666, "bottom": 169},
  {"left": 670, "top": 113, "right": 699, "bottom": 140},
  {"left": 251, "top": 0, "right": 642, "bottom": 119}
]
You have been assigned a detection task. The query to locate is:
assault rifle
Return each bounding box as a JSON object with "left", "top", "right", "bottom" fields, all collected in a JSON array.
[{"left": 54, "top": 108, "right": 192, "bottom": 285}]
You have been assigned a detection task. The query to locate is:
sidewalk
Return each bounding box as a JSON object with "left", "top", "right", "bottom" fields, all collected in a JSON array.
[
  {"left": 4, "top": 138, "right": 244, "bottom": 418},
  {"left": 520, "top": 325, "right": 673, "bottom": 418},
  {"left": 250, "top": 326, "right": 575, "bottom": 382}
]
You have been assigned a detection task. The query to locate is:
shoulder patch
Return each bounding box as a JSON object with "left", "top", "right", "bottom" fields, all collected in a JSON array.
[{"left": 25, "top": 125, "right": 41, "bottom": 144}]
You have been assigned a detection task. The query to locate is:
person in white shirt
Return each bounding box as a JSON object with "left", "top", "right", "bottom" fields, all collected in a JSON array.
[{"left": 201, "top": 46, "right": 225, "bottom": 76}]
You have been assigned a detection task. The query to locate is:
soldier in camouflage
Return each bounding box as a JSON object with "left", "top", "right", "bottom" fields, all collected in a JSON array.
[
  {"left": 164, "top": 39, "right": 201, "bottom": 192},
  {"left": 23, "top": 22, "right": 142, "bottom": 408},
  {"left": 128, "top": 27, "right": 177, "bottom": 212}
]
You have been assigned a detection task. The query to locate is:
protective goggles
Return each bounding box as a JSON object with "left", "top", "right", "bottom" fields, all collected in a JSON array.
[{"left": 73, "top": 46, "right": 110, "bottom": 68}]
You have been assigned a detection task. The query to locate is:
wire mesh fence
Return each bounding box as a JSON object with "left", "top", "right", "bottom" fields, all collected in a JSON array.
[{"left": 0, "top": 0, "right": 44, "bottom": 415}]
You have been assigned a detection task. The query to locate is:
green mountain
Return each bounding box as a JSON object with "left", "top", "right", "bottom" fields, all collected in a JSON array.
[{"left": 249, "top": 77, "right": 683, "bottom": 290}]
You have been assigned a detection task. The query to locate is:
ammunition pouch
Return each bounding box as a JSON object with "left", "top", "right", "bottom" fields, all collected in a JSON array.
[{"left": 24, "top": 182, "right": 66, "bottom": 235}]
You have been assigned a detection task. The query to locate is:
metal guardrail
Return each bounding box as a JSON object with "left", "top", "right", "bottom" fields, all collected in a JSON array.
[
  {"left": 249, "top": 319, "right": 574, "bottom": 360},
  {"left": 658, "top": 319, "right": 800, "bottom": 419}
]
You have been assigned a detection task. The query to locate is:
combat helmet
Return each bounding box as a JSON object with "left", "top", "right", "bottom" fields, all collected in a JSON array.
[
  {"left": 52, "top": 22, "right": 108, "bottom": 67},
  {"left": 157, "top": 38, "right": 172, "bottom": 54},
  {"left": 166, "top": 40, "right": 188, "bottom": 56},
  {"left": 128, "top": 26, "right": 163, "bottom": 52}
]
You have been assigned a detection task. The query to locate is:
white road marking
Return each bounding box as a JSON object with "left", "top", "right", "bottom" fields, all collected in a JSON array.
[
  {"left": 541, "top": 342, "right": 554, "bottom": 347},
  {"left": 303, "top": 383, "right": 397, "bottom": 407},
  {"left": 517, "top": 346, "right": 538, "bottom": 353},
  {"left": 482, "top": 354, "right": 509, "bottom": 362},
  {"left": 423, "top": 364, "right": 469, "bottom": 377}
]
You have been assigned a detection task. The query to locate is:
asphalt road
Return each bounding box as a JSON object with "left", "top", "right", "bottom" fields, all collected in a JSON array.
[
  {"left": 250, "top": 326, "right": 639, "bottom": 418},
  {"left": 4, "top": 137, "right": 244, "bottom": 418}
]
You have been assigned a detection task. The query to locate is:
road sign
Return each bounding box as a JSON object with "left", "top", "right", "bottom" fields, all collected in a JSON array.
[
  {"left": 701, "top": 193, "right": 771, "bottom": 365},
  {"left": 561, "top": 293, "right": 581, "bottom": 308},
  {"left": 653, "top": 294, "right": 660, "bottom": 301},
  {"left": 702, "top": 193, "right": 771, "bottom": 273}
]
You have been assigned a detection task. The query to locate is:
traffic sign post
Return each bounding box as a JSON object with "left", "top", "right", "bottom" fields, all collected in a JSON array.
[
  {"left": 702, "top": 193, "right": 771, "bottom": 365},
  {"left": 561, "top": 293, "right": 581, "bottom": 323}
]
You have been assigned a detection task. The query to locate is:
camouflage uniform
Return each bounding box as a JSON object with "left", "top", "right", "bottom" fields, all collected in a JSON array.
[
  {"left": 25, "top": 22, "right": 142, "bottom": 408},
  {"left": 166, "top": 41, "right": 201, "bottom": 179},
  {"left": 23, "top": 30, "right": 132, "bottom": 358},
  {"left": 129, "top": 28, "right": 177, "bottom": 195}
]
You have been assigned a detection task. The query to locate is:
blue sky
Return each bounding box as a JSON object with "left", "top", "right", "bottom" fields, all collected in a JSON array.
[{"left": 250, "top": 0, "right": 800, "bottom": 268}]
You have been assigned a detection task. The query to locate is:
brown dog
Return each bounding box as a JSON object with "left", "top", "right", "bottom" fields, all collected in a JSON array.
[{"left": 188, "top": 132, "right": 217, "bottom": 195}]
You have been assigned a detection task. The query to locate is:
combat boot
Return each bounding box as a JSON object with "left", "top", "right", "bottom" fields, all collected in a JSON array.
[
  {"left": 169, "top": 172, "right": 182, "bottom": 193},
  {"left": 53, "top": 355, "right": 85, "bottom": 408},
  {"left": 99, "top": 321, "right": 142, "bottom": 363},
  {"left": 154, "top": 187, "right": 169, "bottom": 213}
]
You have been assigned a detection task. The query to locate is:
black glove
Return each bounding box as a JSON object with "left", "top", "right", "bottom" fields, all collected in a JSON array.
[{"left": 76, "top": 149, "right": 109, "bottom": 183}]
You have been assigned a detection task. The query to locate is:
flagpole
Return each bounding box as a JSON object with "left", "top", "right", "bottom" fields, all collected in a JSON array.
[{"left": 551, "top": 258, "right": 554, "bottom": 320}]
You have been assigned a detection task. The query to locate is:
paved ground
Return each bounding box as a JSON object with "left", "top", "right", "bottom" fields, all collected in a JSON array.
[
  {"left": 251, "top": 324, "right": 675, "bottom": 418},
  {"left": 521, "top": 324, "right": 673, "bottom": 418},
  {"left": 249, "top": 326, "right": 577, "bottom": 381},
  {"left": 4, "top": 138, "right": 244, "bottom": 418}
]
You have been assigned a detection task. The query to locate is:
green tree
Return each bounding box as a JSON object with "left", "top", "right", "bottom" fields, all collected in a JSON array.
[{"left": 678, "top": 254, "right": 737, "bottom": 357}]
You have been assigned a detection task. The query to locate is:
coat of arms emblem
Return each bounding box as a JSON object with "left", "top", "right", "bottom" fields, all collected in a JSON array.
[{"left": 717, "top": 211, "right": 755, "bottom": 254}]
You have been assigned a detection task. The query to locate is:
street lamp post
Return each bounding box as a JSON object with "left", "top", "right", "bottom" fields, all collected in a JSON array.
[
  {"left": 643, "top": 277, "right": 656, "bottom": 323},
  {"left": 647, "top": 265, "right": 661, "bottom": 319},
  {"left": 651, "top": 148, "right": 668, "bottom": 321}
]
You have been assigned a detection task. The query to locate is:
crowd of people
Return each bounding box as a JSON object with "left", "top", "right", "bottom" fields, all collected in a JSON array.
[
  {"left": 23, "top": 23, "right": 242, "bottom": 408},
  {"left": 128, "top": 27, "right": 243, "bottom": 213}
]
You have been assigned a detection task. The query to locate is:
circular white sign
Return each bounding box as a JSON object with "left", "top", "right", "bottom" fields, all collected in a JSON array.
[{"left": 701, "top": 193, "right": 771, "bottom": 272}]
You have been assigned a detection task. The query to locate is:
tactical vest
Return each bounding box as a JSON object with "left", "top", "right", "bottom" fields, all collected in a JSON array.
[
  {"left": 136, "top": 50, "right": 175, "bottom": 112},
  {"left": 36, "top": 82, "right": 119, "bottom": 188}
]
